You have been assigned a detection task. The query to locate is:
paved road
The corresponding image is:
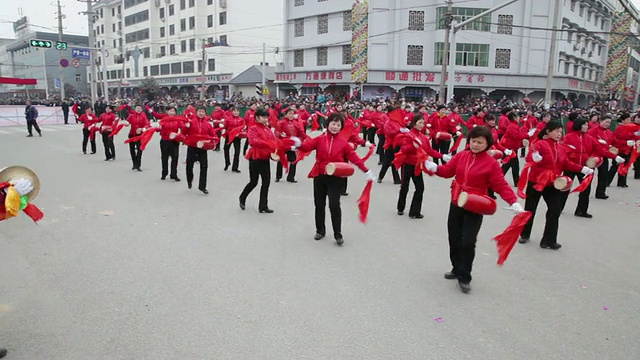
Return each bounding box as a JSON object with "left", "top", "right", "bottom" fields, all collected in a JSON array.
[{"left": 1, "top": 123, "right": 639, "bottom": 360}]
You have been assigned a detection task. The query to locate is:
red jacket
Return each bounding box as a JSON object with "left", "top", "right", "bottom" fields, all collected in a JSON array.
[
  {"left": 383, "top": 117, "right": 404, "bottom": 149},
  {"left": 126, "top": 112, "right": 150, "bottom": 136},
  {"left": 563, "top": 131, "right": 617, "bottom": 165},
  {"left": 340, "top": 117, "right": 365, "bottom": 145},
  {"left": 587, "top": 126, "right": 613, "bottom": 148},
  {"left": 436, "top": 149, "right": 517, "bottom": 205},
  {"left": 183, "top": 116, "right": 218, "bottom": 145},
  {"left": 521, "top": 115, "right": 538, "bottom": 131},
  {"left": 298, "top": 132, "right": 369, "bottom": 177},
  {"left": 498, "top": 114, "right": 510, "bottom": 135},
  {"left": 500, "top": 120, "right": 528, "bottom": 150},
  {"left": 526, "top": 138, "right": 583, "bottom": 183},
  {"left": 399, "top": 128, "right": 443, "bottom": 165},
  {"left": 611, "top": 124, "right": 637, "bottom": 155},
  {"left": 99, "top": 112, "right": 117, "bottom": 130},
  {"left": 373, "top": 112, "right": 387, "bottom": 135},
  {"left": 211, "top": 109, "right": 225, "bottom": 120},
  {"left": 246, "top": 123, "right": 277, "bottom": 160},
  {"left": 277, "top": 119, "right": 307, "bottom": 140},
  {"left": 244, "top": 109, "right": 256, "bottom": 128},
  {"left": 427, "top": 113, "right": 446, "bottom": 135},
  {"left": 158, "top": 116, "right": 187, "bottom": 141},
  {"left": 224, "top": 115, "right": 245, "bottom": 137},
  {"left": 466, "top": 114, "right": 485, "bottom": 129},
  {"left": 78, "top": 113, "right": 98, "bottom": 129},
  {"left": 490, "top": 127, "right": 506, "bottom": 152}
]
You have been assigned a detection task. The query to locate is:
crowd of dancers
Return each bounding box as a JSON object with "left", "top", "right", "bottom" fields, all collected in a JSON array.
[{"left": 69, "top": 100, "right": 640, "bottom": 294}]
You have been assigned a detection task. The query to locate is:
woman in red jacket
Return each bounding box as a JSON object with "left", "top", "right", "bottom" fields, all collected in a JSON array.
[
  {"left": 608, "top": 113, "right": 638, "bottom": 188},
  {"left": 560, "top": 119, "right": 623, "bottom": 217},
  {"left": 396, "top": 114, "right": 447, "bottom": 219},
  {"left": 297, "top": 113, "right": 376, "bottom": 245},
  {"left": 239, "top": 109, "right": 278, "bottom": 213},
  {"left": 587, "top": 115, "right": 616, "bottom": 199},
  {"left": 223, "top": 106, "right": 245, "bottom": 173},
  {"left": 424, "top": 126, "right": 523, "bottom": 293},
  {"left": 126, "top": 105, "right": 150, "bottom": 171},
  {"left": 519, "top": 121, "right": 593, "bottom": 249},
  {"left": 156, "top": 105, "right": 186, "bottom": 181},
  {"left": 501, "top": 112, "right": 534, "bottom": 186},
  {"left": 78, "top": 106, "right": 98, "bottom": 155},
  {"left": 183, "top": 107, "right": 218, "bottom": 194},
  {"left": 99, "top": 106, "right": 117, "bottom": 161}
]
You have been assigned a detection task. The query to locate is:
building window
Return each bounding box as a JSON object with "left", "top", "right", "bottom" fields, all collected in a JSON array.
[
  {"left": 567, "top": 31, "right": 572, "bottom": 43},
  {"left": 180, "top": 19, "right": 186, "bottom": 31},
  {"left": 579, "top": 5, "right": 584, "bottom": 17},
  {"left": 564, "top": 62, "right": 570, "bottom": 75},
  {"left": 125, "top": 29, "right": 149, "bottom": 43},
  {"left": 581, "top": 67, "right": 586, "bottom": 78},
  {"left": 189, "top": 38, "right": 195, "bottom": 52},
  {"left": 436, "top": 7, "right": 490, "bottom": 31},
  {"left": 169, "top": 24, "right": 175, "bottom": 35},
  {"left": 143, "top": 66, "right": 148, "bottom": 77},
  {"left": 160, "top": 46, "right": 166, "bottom": 56},
  {"left": 208, "top": 58, "right": 215, "bottom": 71},
  {"left": 126, "top": 69, "right": 130, "bottom": 78},
  {"left": 497, "top": 14, "right": 513, "bottom": 34},
  {"left": 159, "top": 7, "right": 165, "bottom": 18},
  {"left": 124, "top": 10, "right": 149, "bottom": 27},
  {"left": 219, "top": 35, "right": 228, "bottom": 45},
  {"left": 124, "top": 0, "right": 148, "bottom": 9},
  {"left": 112, "top": 24, "right": 116, "bottom": 32},
  {"left": 183, "top": 61, "right": 194, "bottom": 73},
  {"left": 171, "top": 62, "right": 181, "bottom": 74},
  {"left": 207, "top": 0, "right": 213, "bottom": 4},
  {"left": 113, "top": 39, "right": 116, "bottom": 48},
  {"left": 433, "top": 42, "right": 448, "bottom": 66},
  {"left": 586, "top": 11, "right": 591, "bottom": 22},
  {"left": 573, "top": 64, "right": 579, "bottom": 77},
  {"left": 160, "top": 27, "right": 165, "bottom": 37},
  {"left": 342, "top": 45, "right": 351, "bottom": 65},
  {"left": 112, "top": 8, "right": 115, "bottom": 17},
  {"left": 207, "top": 15, "right": 213, "bottom": 28},
  {"left": 495, "top": 48, "right": 511, "bottom": 69},
  {"left": 295, "top": 19, "right": 304, "bottom": 37},
  {"left": 294, "top": 49, "right": 304, "bottom": 67},
  {"left": 594, "top": 16, "right": 599, "bottom": 27},
  {"left": 343, "top": 11, "right": 352, "bottom": 31},
  {"left": 180, "top": 0, "right": 185, "bottom": 10},
  {"left": 408, "top": 11, "right": 425, "bottom": 31},
  {"left": 317, "top": 47, "right": 328, "bottom": 66},
  {"left": 142, "top": 47, "right": 150, "bottom": 58},
  {"left": 219, "top": 12, "right": 227, "bottom": 25},
  {"left": 181, "top": 40, "right": 187, "bottom": 53},
  {"left": 189, "top": 0, "right": 194, "bottom": 7},
  {"left": 169, "top": 44, "right": 175, "bottom": 55},
  {"left": 161, "top": 64, "right": 170, "bottom": 75},
  {"left": 75, "top": 74, "right": 82, "bottom": 82},
  {"left": 189, "top": 16, "right": 195, "bottom": 29},
  {"left": 295, "top": 0, "right": 304, "bottom": 6},
  {"left": 169, "top": 4, "right": 174, "bottom": 16},
  {"left": 407, "top": 45, "right": 424, "bottom": 65},
  {"left": 318, "top": 14, "right": 328, "bottom": 34},
  {"left": 455, "top": 43, "right": 489, "bottom": 67}
]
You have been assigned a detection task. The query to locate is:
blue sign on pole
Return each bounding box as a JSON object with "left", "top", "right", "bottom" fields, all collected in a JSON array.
[{"left": 71, "top": 48, "right": 91, "bottom": 59}]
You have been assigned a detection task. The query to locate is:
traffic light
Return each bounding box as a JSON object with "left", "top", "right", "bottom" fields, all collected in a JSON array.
[
  {"left": 55, "top": 41, "right": 68, "bottom": 50},
  {"left": 30, "top": 39, "right": 53, "bottom": 48}
]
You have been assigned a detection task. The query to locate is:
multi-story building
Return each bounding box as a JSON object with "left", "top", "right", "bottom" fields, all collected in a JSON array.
[
  {"left": 606, "top": 0, "right": 640, "bottom": 108},
  {"left": 92, "top": 0, "right": 283, "bottom": 99},
  {"left": 278, "top": 0, "right": 617, "bottom": 105}
]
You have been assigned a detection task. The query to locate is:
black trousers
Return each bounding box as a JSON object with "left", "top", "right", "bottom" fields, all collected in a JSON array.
[
  {"left": 451, "top": 135, "right": 460, "bottom": 155},
  {"left": 501, "top": 156, "right": 520, "bottom": 186},
  {"left": 362, "top": 127, "right": 376, "bottom": 145},
  {"left": 635, "top": 152, "right": 640, "bottom": 179},
  {"left": 376, "top": 134, "right": 386, "bottom": 163},
  {"left": 608, "top": 153, "right": 630, "bottom": 187},
  {"left": 224, "top": 137, "right": 241, "bottom": 171},
  {"left": 63, "top": 111, "right": 69, "bottom": 124},
  {"left": 447, "top": 203, "right": 483, "bottom": 284},
  {"left": 313, "top": 175, "right": 343, "bottom": 237},
  {"left": 397, "top": 164, "right": 424, "bottom": 216},
  {"left": 595, "top": 158, "right": 610, "bottom": 197},
  {"left": 26, "top": 119, "right": 41, "bottom": 136},
  {"left": 240, "top": 159, "right": 271, "bottom": 210},
  {"left": 186, "top": 147, "right": 208, "bottom": 190},
  {"left": 128, "top": 133, "right": 143, "bottom": 168},
  {"left": 160, "top": 139, "right": 180, "bottom": 178},
  {"left": 276, "top": 151, "right": 297, "bottom": 181},
  {"left": 378, "top": 146, "right": 401, "bottom": 183},
  {"left": 559, "top": 171, "right": 590, "bottom": 214},
  {"left": 101, "top": 131, "right": 115, "bottom": 159},
  {"left": 82, "top": 128, "right": 96, "bottom": 153},
  {"left": 521, "top": 183, "right": 562, "bottom": 245},
  {"left": 243, "top": 138, "right": 250, "bottom": 155},
  {"left": 432, "top": 139, "right": 451, "bottom": 164}
]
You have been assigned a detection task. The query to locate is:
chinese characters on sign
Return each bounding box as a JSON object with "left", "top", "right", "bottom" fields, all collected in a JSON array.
[
  {"left": 276, "top": 72, "right": 348, "bottom": 82},
  {"left": 568, "top": 79, "right": 593, "bottom": 90},
  {"left": 276, "top": 73, "right": 298, "bottom": 81},
  {"left": 385, "top": 72, "right": 437, "bottom": 83}
]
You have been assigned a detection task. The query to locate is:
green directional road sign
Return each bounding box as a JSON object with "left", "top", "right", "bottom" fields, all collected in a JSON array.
[
  {"left": 30, "top": 39, "right": 53, "bottom": 48},
  {"left": 55, "top": 41, "right": 68, "bottom": 50}
]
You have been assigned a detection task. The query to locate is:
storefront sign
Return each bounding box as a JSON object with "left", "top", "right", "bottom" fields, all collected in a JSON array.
[{"left": 275, "top": 71, "right": 351, "bottom": 83}]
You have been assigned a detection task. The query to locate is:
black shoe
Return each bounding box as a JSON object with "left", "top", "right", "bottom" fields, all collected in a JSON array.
[
  {"left": 595, "top": 194, "right": 609, "bottom": 199},
  {"left": 444, "top": 271, "right": 457, "bottom": 280},
  {"left": 409, "top": 214, "right": 424, "bottom": 219},
  {"left": 161, "top": 175, "right": 167, "bottom": 180},
  {"left": 397, "top": 211, "right": 404, "bottom": 216},
  {"left": 341, "top": 192, "right": 348, "bottom": 196},
  {"left": 104, "top": 158, "right": 110, "bottom": 161},
  {"left": 224, "top": 164, "right": 229, "bottom": 171},
  {"left": 335, "top": 234, "right": 344, "bottom": 245},
  {"left": 259, "top": 208, "right": 274, "bottom": 214},
  {"left": 378, "top": 161, "right": 382, "bottom": 165},
  {"left": 540, "top": 243, "right": 562, "bottom": 250},
  {"left": 0, "top": 348, "right": 7, "bottom": 358},
  {"left": 132, "top": 166, "right": 136, "bottom": 170},
  {"left": 574, "top": 212, "right": 593, "bottom": 218},
  {"left": 458, "top": 281, "right": 471, "bottom": 294},
  {"left": 91, "top": 152, "right": 96, "bottom": 154},
  {"left": 275, "top": 178, "right": 280, "bottom": 182},
  {"left": 26, "top": 134, "right": 33, "bottom": 137},
  {"left": 617, "top": 184, "right": 629, "bottom": 188},
  {"left": 171, "top": 177, "right": 181, "bottom": 182},
  {"left": 239, "top": 200, "right": 246, "bottom": 210},
  {"left": 188, "top": 182, "right": 192, "bottom": 189},
  {"left": 232, "top": 169, "right": 241, "bottom": 173},
  {"left": 314, "top": 233, "right": 325, "bottom": 240},
  {"left": 393, "top": 181, "right": 402, "bottom": 185},
  {"left": 136, "top": 167, "right": 142, "bottom": 172},
  {"left": 111, "top": 156, "right": 116, "bottom": 160},
  {"left": 377, "top": 178, "right": 382, "bottom": 184},
  {"left": 199, "top": 188, "right": 209, "bottom": 195},
  {"left": 519, "top": 237, "right": 530, "bottom": 244},
  {"left": 286, "top": 180, "right": 297, "bottom": 183},
  {"left": 39, "top": 132, "right": 42, "bottom": 137}
]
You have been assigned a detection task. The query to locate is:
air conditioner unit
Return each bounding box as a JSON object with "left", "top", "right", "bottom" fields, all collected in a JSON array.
[
  {"left": 154, "top": 0, "right": 161, "bottom": 7},
  {"left": 165, "top": 0, "right": 171, "bottom": 3},
  {"left": 156, "top": 53, "right": 164, "bottom": 58},
  {"left": 588, "top": 51, "right": 593, "bottom": 57},
  {"left": 117, "top": 30, "right": 122, "bottom": 36},
  {"left": 220, "top": 0, "right": 227, "bottom": 8}
]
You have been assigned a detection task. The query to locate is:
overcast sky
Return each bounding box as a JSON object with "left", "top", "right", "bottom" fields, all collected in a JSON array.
[{"left": 1, "top": 0, "right": 640, "bottom": 40}]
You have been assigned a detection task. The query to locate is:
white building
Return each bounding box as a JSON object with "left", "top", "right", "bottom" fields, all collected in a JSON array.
[
  {"left": 277, "top": 0, "right": 617, "bottom": 105},
  {"left": 92, "top": 0, "right": 283, "bottom": 99}
]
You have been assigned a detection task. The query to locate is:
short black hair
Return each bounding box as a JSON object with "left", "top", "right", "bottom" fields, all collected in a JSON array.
[
  {"left": 408, "top": 114, "right": 424, "bottom": 128},
  {"left": 485, "top": 114, "right": 496, "bottom": 122},
  {"left": 255, "top": 109, "right": 269, "bottom": 118},
  {"left": 619, "top": 113, "right": 631, "bottom": 121},
  {"left": 327, "top": 113, "right": 345, "bottom": 128},
  {"left": 436, "top": 105, "right": 446, "bottom": 111},
  {"left": 539, "top": 120, "right": 563, "bottom": 139},
  {"left": 467, "top": 126, "right": 494, "bottom": 149},
  {"left": 572, "top": 118, "right": 587, "bottom": 131},
  {"left": 507, "top": 112, "right": 518, "bottom": 121},
  {"left": 286, "top": 108, "right": 295, "bottom": 114}
]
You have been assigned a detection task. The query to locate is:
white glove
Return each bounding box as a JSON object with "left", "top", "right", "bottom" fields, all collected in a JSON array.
[
  {"left": 10, "top": 178, "right": 33, "bottom": 196},
  {"left": 456, "top": 131, "right": 462, "bottom": 136},
  {"left": 290, "top": 146, "right": 296, "bottom": 151},
  {"left": 615, "top": 156, "right": 625, "bottom": 164},
  {"left": 598, "top": 139, "right": 607, "bottom": 145},
  {"left": 442, "top": 154, "right": 452, "bottom": 162},
  {"left": 219, "top": 124, "right": 224, "bottom": 128},
  {"left": 532, "top": 152, "right": 543, "bottom": 163},
  {"left": 472, "top": 124, "right": 477, "bottom": 128},
  {"left": 294, "top": 114, "right": 299, "bottom": 119},
  {"left": 399, "top": 128, "right": 410, "bottom": 133},
  {"left": 527, "top": 129, "right": 536, "bottom": 137},
  {"left": 581, "top": 166, "right": 594, "bottom": 176},
  {"left": 280, "top": 132, "right": 287, "bottom": 137},
  {"left": 424, "top": 160, "right": 438, "bottom": 173},
  {"left": 185, "top": 122, "right": 191, "bottom": 128},
  {"left": 196, "top": 141, "right": 205, "bottom": 148},
  {"left": 510, "top": 202, "right": 525, "bottom": 214},
  {"left": 136, "top": 128, "right": 142, "bottom": 134},
  {"left": 456, "top": 125, "right": 461, "bottom": 131},
  {"left": 504, "top": 149, "right": 513, "bottom": 156},
  {"left": 627, "top": 140, "right": 635, "bottom": 146},
  {"left": 426, "top": 123, "right": 432, "bottom": 128},
  {"left": 365, "top": 170, "right": 376, "bottom": 182},
  {"left": 291, "top": 136, "right": 302, "bottom": 148},
  {"left": 169, "top": 132, "right": 178, "bottom": 140},
  {"left": 157, "top": 123, "right": 162, "bottom": 129},
  {"left": 365, "top": 141, "right": 372, "bottom": 147},
  {"left": 634, "top": 131, "right": 640, "bottom": 136}
]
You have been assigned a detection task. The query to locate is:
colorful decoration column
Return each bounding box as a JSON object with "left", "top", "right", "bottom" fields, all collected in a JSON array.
[
  {"left": 604, "top": 11, "right": 632, "bottom": 96},
  {"left": 351, "top": 0, "right": 369, "bottom": 84}
]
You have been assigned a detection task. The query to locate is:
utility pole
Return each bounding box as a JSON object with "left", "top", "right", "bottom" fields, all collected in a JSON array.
[
  {"left": 86, "top": 0, "right": 98, "bottom": 104},
  {"left": 438, "top": 0, "right": 452, "bottom": 104},
  {"left": 447, "top": 0, "right": 519, "bottom": 103},
  {"left": 261, "top": 42, "right": 266, "bottom": 101},
  {"left": 200, "top": 39, "right": 207, "bottom": 100},
  {"left": 544, "top": 0, "right": 562, "bottom": 109},
  {"left": 56, "top": 0, "right": 66, "bottom": 99}
]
